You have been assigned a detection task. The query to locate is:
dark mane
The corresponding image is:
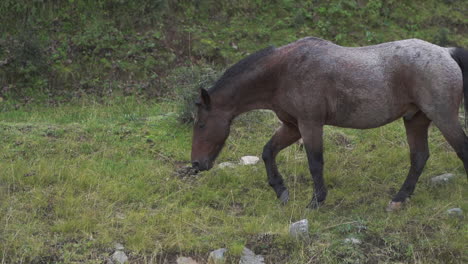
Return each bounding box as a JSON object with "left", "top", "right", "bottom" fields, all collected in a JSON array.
[{"left": 209, "top": 46, "right": 276, "bottom": 93}]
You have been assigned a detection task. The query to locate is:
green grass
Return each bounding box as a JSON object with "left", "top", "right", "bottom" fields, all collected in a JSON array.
[{"left": 1, "top": 97, "right": 467, "bottom": 263}]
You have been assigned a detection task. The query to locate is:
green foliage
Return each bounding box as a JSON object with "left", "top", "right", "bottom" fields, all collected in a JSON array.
[
  {"left": 165, "top": 65, "right": 221, "bottom": 124},
  {"left": 0, "top": 0, "right": 467, "bottom": 98}
]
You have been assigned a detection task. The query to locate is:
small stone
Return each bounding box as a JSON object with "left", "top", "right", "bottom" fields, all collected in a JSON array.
[
  {"left": 112, "top": 250, "right": 128, "bottom": 264},
  {"left": 114, "top": 243, "right": 124, "bottom": 250},
  {"left": 344, "top": 237, "right": 362, "bottom": 245},
  {"left": 218, "top": 162, "right": 236, "bottom": 169},
  {"left": 208, "top": 248, "right": 227, "bottom": 264},
  {"left": 240, "top": 156, "right": 260, "bottom": 165},
  {"left": 430, "top": 173, "right": 456, "bottom": 185},
  {"left": 447, "top": 208, "right": 463, "bottom": 217},
  {"left": 177, "top": 256, "right": 198, "bottom": 264},
  {"left": 239, "top": 247, "right": 264, "bottom": 264},
  {"left": 289, "top": 219, "right": 310, "bottom": 241}
]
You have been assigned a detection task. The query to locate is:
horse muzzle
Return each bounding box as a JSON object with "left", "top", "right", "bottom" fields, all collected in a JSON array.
[{"left": 191, "top": 159, "right": 213, "bottom": 171}]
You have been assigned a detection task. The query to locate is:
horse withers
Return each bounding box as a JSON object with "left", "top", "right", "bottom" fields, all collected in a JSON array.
[{"left": 190, "top": 37, "right": 468, "bottom": 211}]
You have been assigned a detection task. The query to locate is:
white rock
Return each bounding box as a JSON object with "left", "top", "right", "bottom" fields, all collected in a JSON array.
[
  {"left": 344, "top": 237, "right": 362, "bottom": 245},
  {"left": 114, "top": 243, "right": 124, "bottom": 250},
  {"left": 218, "top": 162, "right": 237, "bottom": 169},
  {"left": 289, "top": 219, "right": 310, "bottom": 241},
  {"left": 177, "top": 256, "right": 198, "bottom": 264},
  {"left": 239, "top": 247, "right": 264, "bottom": 264},
  {"left": 112, "top": 250, "right": 128, "bottom": 264},
  {"left": 430, "top": 173, "right": 456, "bottom": 185},
  {"left": 240, "top": 156, "right": 260, "bottom": 165},
  {"left": 447, "top": 208, "right": 463, "bottom": 217},
  {"left": 208, "top": 248, "right": 227, "bottom": 264}
]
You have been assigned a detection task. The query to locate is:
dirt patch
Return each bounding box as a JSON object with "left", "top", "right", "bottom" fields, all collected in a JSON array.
[
  {"left": 229, "top": 202, "right": 244, "bottom": 216},
  {"left": 329, "top": 131, "right": 354, "bottom": 149},
  {"left": 174, "top": 165, "right": 199, "bottom": 179},
  {"left": 129, "top": 252, "right": 206, "bottom": 264},
  {"left": 246, "top": 233, "right": 291, "bottom": 264}
]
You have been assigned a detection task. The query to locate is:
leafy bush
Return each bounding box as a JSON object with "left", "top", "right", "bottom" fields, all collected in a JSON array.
[{"left": 165, "top": 65, "right": 221, "bottom": 124}]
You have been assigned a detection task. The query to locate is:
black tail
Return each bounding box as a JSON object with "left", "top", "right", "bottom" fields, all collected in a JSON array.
[{"left": 450, "top": 47, "right": 468, "bottom": 127}]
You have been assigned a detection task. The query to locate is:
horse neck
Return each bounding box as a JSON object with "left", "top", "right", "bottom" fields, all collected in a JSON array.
[{"left": 212, "top": 72, "right": 276, "bottom": 119}]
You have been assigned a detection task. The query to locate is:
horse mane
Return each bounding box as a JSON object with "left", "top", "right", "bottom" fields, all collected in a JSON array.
[{"left": 209, "top": 46, "right": 276, "bottom": 93}]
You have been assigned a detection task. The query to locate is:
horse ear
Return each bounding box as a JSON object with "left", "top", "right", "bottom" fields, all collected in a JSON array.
[{"left": 200, "top": 88, "right": 211, "bottom": 108}]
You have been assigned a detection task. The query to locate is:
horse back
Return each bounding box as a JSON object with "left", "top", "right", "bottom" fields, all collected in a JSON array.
[{"left": 273, "top": 38, "right": 462, "bottom": 128}]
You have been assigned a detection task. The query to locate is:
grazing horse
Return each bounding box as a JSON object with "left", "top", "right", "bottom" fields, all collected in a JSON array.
[{"left": 190, "top": 37, "right": 468, "bottom": 211}]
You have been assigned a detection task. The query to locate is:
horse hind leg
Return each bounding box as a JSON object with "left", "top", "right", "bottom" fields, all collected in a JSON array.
[
  {"left": 387, "top": 111, "right": 431, "bottom": 211},
  {"left": 433, "top": 116, "right": 468, "bottom": 177},
  {"left": 262, "top": 122, "right": 301, "bottom": 204},
  {"left": 421, "top": 103, "right": 468, "bottom": 178}
]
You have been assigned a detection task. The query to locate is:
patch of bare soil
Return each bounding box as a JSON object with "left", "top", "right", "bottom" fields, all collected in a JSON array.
[
  {"left": 246, "top": 233, "right": 291, "bottom": 264},
  {"left": 174, "top": 165, "right": 199, "bottom": 179},
  {"left": 329, "top": 131, "right": 354, "bottom": 149}
]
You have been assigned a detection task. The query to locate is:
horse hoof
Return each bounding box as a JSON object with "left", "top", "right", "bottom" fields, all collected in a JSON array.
[
  {"left": 279, "top": 190, "right": 289, "bottom": 205},
  {"left": 386, "top": 201, "right": 403, "bottom": 212}
]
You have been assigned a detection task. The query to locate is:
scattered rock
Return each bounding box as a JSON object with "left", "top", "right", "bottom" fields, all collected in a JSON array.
[
  {"left": 112, "top": 250, "right": 128, "bottom": 264},
  {"left": 177, "top": 256, "right": 199, "bottom": 264},
  {"left": 239, "top": 247, "right": 264, "bottom": 264},
  {"left": 355, "top": 223, "right": 367, "bottom": 232},
  {"left": 430, "top": 173, "right": 456, "bottom": 185},
  {"left": 344, "top": 237, "right": 362, "bottom": 245},
  {"left": 447, "top": 208, "right": 463, "bottom": 217},
  {"left": 218, "top": 162, "right": 237, "bottom": 169},
  {"left": 208, "top": 248, "right": 227, "bottom": 264},
  {"left": 289, "top": 219, "right": 310, "bottom": 241},
  {"left": 114, "top": 243, "right": 124, "bottom": 251},
  {"left": 240, "top": 156, "right": 260, "bottom": 165}
]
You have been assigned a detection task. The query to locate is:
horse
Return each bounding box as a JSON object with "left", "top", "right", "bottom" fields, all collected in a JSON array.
[{"left": 190, "top": 37, "right": 468, "bottom": 211}]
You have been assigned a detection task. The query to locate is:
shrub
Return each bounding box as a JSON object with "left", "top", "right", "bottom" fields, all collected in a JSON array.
[{"left": 165, "top": 65, "right": 221, "bottom": 124}]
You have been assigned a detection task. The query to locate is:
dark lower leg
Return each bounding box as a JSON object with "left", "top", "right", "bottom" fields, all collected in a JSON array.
[
  {"left": 455, "top": 137, "right": 468, "bottom": 179},
  {"left": 435, "top": 119, "right": 468, "bottom": 178},
  {"left": 262, "top": 123, "right": 301, "bottom": 201},
  {"left": 390, "top": 112, "right": 430, "bottom": 208},
  {"left": 392, "top": 152, "right": 429, "bottom": 202},
  {"left": 306, "top": 150, "right": 326, "bottom": 208},
  {"left": 298, "top": 123, "right": 326, "bottom": 209}
]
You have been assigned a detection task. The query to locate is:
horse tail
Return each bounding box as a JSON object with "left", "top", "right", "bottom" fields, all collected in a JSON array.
[{"left": 449, "top": 47, "right": 468, "bottom": 127}]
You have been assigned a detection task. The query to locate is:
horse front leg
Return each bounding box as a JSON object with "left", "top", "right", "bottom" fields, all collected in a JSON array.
[
  {"left": 298, "top": 122, "right": 326, "bottom": 209},
  {"left": 387, "top": 111, "right": 431, "bottom": 211},
  {"left": 262, "top": 122, "right": 301, "bottom": 204}
]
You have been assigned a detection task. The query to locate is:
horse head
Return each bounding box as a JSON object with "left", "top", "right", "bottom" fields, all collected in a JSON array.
[{"left": 191, "top": 88, "right": 231, "bottom": 171}]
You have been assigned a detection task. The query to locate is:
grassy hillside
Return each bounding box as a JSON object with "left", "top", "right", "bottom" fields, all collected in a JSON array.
[
  {"left": 0, "top": 97, "right": 467, "bottom": 263},
  {"left": 0, "top": 0, "right": 467, "bottom": 99}
]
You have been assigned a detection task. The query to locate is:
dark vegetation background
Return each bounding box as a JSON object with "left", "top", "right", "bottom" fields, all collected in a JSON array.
[{"left": 0, "top": 0, "right": 467, "bottom": 108}]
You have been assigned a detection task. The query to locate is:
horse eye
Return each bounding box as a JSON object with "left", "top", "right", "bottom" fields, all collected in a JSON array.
[{"left": 198, "top": 123, "right": 205, "bottom": 129}]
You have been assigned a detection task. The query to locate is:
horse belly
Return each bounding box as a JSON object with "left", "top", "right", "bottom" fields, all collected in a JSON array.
[{"left": 328, "top": 92, "right": 410, "bottom": 129}]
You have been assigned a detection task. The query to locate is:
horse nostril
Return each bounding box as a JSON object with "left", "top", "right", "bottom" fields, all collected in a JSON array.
[{"left": 192, "top": 161, "right": 200, "bottom": 169}]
